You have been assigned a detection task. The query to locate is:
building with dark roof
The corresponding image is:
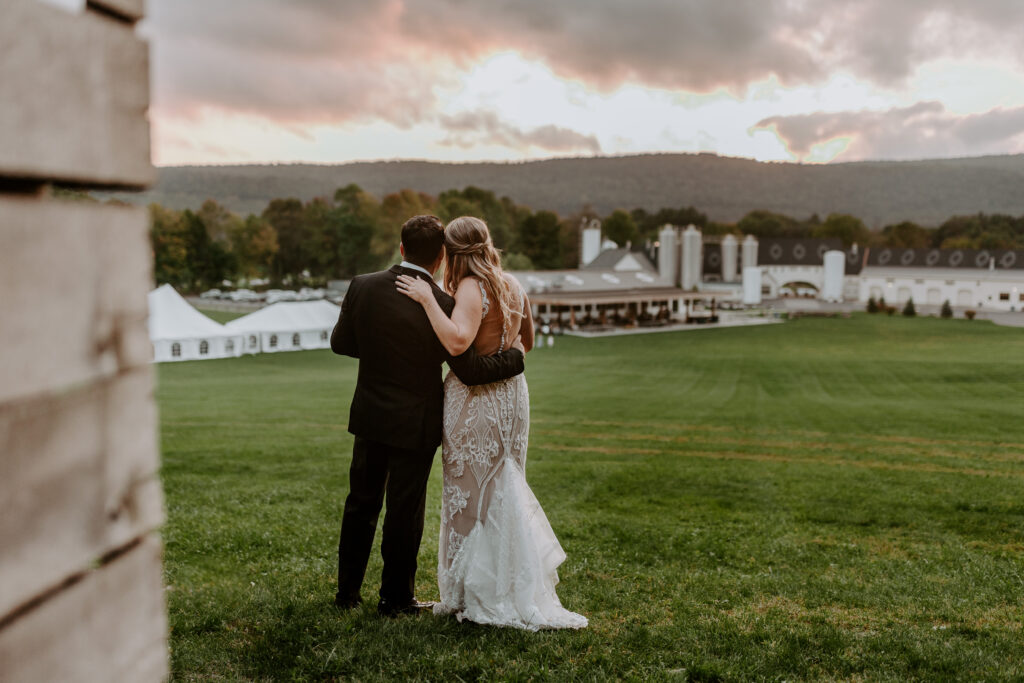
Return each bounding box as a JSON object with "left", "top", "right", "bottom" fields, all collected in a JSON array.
[
  {"left": 515, "top": 221, "right": 1024, "bottom": 322},
  {"left": 858, "top": 247, "right": 1024, "bottom": 310}
]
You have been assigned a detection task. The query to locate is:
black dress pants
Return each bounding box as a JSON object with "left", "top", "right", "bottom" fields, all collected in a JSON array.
[{"left": 336, "top": 436, "right": 436, "bottom": 605}]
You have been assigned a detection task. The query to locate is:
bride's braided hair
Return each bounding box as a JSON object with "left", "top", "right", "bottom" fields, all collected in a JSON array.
[{"left": 443, "top": 216, "right": 521, "bottom": 329}]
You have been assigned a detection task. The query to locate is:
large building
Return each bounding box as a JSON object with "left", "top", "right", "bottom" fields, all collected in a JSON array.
[
  {"left": 510, "top": 221, "right": 720, "bottom": 328},
  {"left": 858, "top": 247, "right": 1024, "bottom": 311},
  {"left": 659, "top": 226, "right": 1024, "bottom": 311},
  {"left": 511, "top": 245, "right": 715, "bottom": 328},
  {"left": 511, "top": 222, "right": 1024, "bottom": 329}
]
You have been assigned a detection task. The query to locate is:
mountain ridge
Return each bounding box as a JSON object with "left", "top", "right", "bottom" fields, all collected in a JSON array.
[{"left": 105, "top": 152, "right": 1024, "bottom": 227}]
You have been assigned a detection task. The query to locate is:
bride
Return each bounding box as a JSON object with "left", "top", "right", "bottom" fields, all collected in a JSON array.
[{"left": 395, "top": 216, "right": 587, "bottom": 631}]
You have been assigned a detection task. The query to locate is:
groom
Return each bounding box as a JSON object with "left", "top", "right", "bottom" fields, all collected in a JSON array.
[{"left": 330, "top": 214, "right": 525, "bottom": 616}]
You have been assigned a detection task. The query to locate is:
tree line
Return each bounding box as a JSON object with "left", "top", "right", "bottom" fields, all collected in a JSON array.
[
  {"left": 151, "top": 184, "right": 579, "bottom": 292},
  {"left": 143, "top": 184, "right": 1024, "bottom": 292}
]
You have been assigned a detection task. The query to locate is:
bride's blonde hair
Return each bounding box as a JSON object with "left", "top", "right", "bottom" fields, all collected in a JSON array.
[{"left": 443, "top": 216, "right": 520, "bottom": 328}]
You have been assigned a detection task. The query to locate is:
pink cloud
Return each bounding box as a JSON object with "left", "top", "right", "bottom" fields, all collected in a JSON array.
[{"left": 755, "top": 102, "right": 1024, "bottom": 161}]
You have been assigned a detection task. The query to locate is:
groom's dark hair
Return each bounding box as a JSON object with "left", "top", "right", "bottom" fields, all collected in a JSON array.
[{"left": 401, "top": 214, "right": 445, "bottom": 267}]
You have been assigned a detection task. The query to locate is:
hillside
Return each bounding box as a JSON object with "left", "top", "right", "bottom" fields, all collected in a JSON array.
[{"left": 104, "top": 153, "right": 1024, "bottom": 227}]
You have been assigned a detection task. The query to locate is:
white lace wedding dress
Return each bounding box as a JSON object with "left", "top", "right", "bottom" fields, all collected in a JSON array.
[{"left": 433, "top": 280, "right": 587, "bottom": 631}]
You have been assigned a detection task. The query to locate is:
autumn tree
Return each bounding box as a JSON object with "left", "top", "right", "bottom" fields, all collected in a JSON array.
[
  {"left": 437, "top": 186, "right": 515, "bottom": 249},
  {"left": 934, "top": 213, "right": 1024, "bottom": 250},
  {"left": 378, "top": 189, "right": 438, "bottom": 264},
  {"left": 229, "top": 215, "right": 278, "bottom": 281},
  {"left": 262, "top": 198, "right": 307, "bottom": 282},
  {"left": 196, "top": 199, "right": 240, "bottom": 244},
  {"left": 181, "top": 209, "right": 235, "bottom": 291},
  {"left": 501, "top": 252, "right": 534, "bottom": 270},
  {"left": 325, "top": 187, "right": 379, "bottom": 278},
  {"left": 631, "top": 206, "right": 707, "bottom": 241},
  {"left": 602, "top": 209, "right": 637, "bottom": 248},
  {"left": 302, "top": 196, "right": 336, "bottom": 277},
  {"left": 736, "top": 210, "right": 805, "bottom": 238},
  {"left": 813, "top": 213, "right": 870, "bottom": 246},
  {"left": 150, "top": 203, "right": 191, "bottom": 289},
  {"left": 879, "top": 221, "right": 932, "bottom": 248},
  {"left": 516, "top": 210, "right": 562, "bottom": 269}
]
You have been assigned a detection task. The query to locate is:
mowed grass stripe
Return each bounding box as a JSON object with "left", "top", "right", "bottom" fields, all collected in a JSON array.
[
  {"left": 534, "top": 428, "right": 1024, "bottom": 467},
  {"left": 538, "top": 443, "right": 1024, "bottom": 480},
  {"left": 531, "top": 417, "right": 1024, "bottom": 451}
]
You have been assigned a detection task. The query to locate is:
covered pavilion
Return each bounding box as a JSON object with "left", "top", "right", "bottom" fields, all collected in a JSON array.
[{"left": 527, "top": 287, "right": 720, "bottom": 329}]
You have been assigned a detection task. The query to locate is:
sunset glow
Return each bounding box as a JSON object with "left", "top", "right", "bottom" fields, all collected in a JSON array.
[{"left": 129, "top": 0, "right": 1024, "bottom": 166}]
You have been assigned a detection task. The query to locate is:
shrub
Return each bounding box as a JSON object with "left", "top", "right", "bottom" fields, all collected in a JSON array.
[
  {"left": 886, "top": 306, "right": 896, "bottom": 316},
  {"left": 879, "top": 296, "right": 887, "bottom": 310},
  {"left": 965, "top": 309, "right": 977, "bottom": 320},
  {"left": 501, "top": 252, "right": 534, "bottom": 270},
  {"left": 940, "top": 300, "right": 953, "bottom": 319},
  {"left": 902, "top": 298, "right": 916, "bottom": 317},
  {"left": 866, "top": 296, "right": 879, "bottom": 313}
]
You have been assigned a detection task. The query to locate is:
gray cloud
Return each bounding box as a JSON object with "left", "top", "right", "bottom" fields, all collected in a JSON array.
[
  {"left": 149, "top": 0, "right": 1024, "bottom": 96},
  {"left": 439, "top": 111, "right": 601, "bottom": 154},
  {"left": 147, "top": 1, "right": 446, "bottom": 124},
  {"left": 154, "top": 38, "right": 440, "bottom": 126},
  {"left": 811, "top": 1, "right": 1024, "bottom": 85},
  {"left": 144, "top": 0, "right": 1024, "bottom": 153},
  {"left": 755, "top": 102, "right": 1024, "bottom": 160},
  {"left": 399, "top": 0, "right": 826, "bottom": 90}
]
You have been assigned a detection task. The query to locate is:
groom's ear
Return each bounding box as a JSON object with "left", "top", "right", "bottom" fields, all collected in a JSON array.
[{"left": 399, "top": 243, "right": 406, "bottom": 259}]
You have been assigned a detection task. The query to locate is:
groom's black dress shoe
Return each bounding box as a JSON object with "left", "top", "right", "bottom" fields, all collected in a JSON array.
[
  {"left": 377, "top": 598, "right": 435, "bottom": 617},
  {"left": 334, "top": 594, "right": 363, "bottom": 610}
]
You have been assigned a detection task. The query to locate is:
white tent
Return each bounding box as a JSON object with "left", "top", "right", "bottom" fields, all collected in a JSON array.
[
  {"left": 225, "top": 300, "right": 341, "bottom": 354},
  {"left": 148, "top": 284, "right": 244, "bottom": 362}
]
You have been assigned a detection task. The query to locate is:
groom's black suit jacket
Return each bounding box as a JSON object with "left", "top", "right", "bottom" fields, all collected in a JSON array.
[{"left": 331, "top": 264, "right": 524, "bottom": 451}]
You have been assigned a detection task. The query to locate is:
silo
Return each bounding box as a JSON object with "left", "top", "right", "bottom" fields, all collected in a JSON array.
[
  {"left": 657, "top": 224, "right": 678, "bottom": 284},
  {"left": 742, "top": 234, "right": 759, "bottom": 269},
  {"left": 742, "top": 266, "right": 762, "bottom": 305},
  {"left": 681, "top": 224, "right": 703, "bottom": 290},
  {"left": 721, "top": 234, "right": 738, "bottom": 282},
  {"left": 822, "top": 250, "right": 845, "bottom": 302},
  {"left": 580, "top": 217, "right": 602, "bottom": 266}
]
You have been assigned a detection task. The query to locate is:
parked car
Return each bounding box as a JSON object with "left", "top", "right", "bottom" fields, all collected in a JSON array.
[
  {"left": 199, "top": 288, "right": 222, "bottom": 299},
  {"left": 297, "top": 287, "right": 325, "bottom": 300},
  {"left": 227, "top": 288, "right": 262, "bottom": 302},
  {"left": 265, "top": 289, "right": 299, "bottom": 304}
]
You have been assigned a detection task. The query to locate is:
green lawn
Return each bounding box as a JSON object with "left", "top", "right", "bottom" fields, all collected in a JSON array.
[
  {"left": 158, "top": 314, "right": 1024, "bottom": 681},
  {"left": 196, "top": 307, "right": 245, "bottom": 324}
]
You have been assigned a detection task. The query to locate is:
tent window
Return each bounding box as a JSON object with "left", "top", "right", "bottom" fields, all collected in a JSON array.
[
  {"left": 292, "top": 333, "right": 301, "bottom": 347},
  {"left": 249, "top": 335, "right": 257, "bottom": 348},
  {"left": 269, "top": 335, "right": 278, "bottom": 348},
  {"left": 320, "top": 330, "right": 328, "bottom": 342},
  {"left": 199, "top": 340, "right": 209, "bottom": 356},
  {"left": 225, "top": 339, "right": 234, "bottom": 353},
  {"left": 171, "top": 342, "right": 181, "bottom": 358}
]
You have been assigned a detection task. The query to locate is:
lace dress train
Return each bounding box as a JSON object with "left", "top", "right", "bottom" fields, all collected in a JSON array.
[{"left": 434, "top": 369, "right": 587, "bottom": 630}]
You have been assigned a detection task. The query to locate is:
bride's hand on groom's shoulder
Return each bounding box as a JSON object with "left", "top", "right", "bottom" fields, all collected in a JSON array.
[{"left": 396, "top": 274, "right": 432, "bottom": 304}]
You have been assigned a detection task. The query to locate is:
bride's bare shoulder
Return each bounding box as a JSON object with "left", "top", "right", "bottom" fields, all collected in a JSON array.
[
  {"left": 453, "top": 276, "right": 484, "bottom": 301},
  {"left": 502, "top": 271, "right": 523, "bottom": 290}
]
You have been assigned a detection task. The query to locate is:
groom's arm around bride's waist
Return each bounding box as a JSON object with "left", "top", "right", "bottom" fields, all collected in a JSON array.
[
  {"left": 447, "top": 343, "right": 524, "bottom": 386},
  {"left": 437, "top": 282, "right": 524, "bottom": 386},
  {"left": 328, "top": 271, "right": 523, "bottom": 384}
]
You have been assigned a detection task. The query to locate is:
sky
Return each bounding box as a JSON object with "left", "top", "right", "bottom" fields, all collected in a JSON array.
[{"left": 44, "top": 0, "right": 1024, "bottom": 166}]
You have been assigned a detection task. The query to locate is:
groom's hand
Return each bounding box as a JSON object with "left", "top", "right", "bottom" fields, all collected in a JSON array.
[{"left": 511, "top": 335, "right": 525, "bottom": 353}]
